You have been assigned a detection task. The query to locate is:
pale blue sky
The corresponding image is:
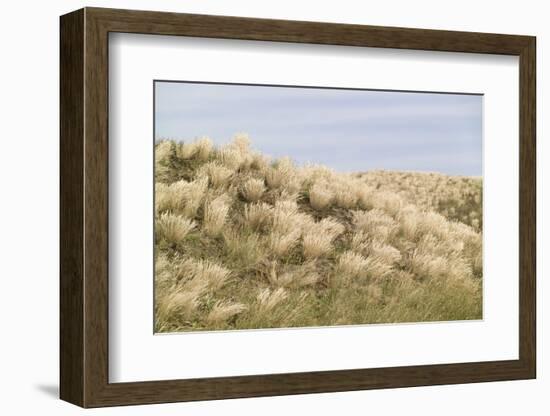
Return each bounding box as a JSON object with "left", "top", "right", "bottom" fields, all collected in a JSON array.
[{"left": 154, "top": 81, "right": 482, "bottom": 176}]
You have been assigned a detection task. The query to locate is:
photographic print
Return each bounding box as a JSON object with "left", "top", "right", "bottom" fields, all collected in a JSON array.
[{"left": 154, "top": 81, "right": 483, "bottom": 333}]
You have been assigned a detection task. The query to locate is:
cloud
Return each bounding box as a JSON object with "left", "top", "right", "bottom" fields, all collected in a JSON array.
[{"left": 154, "top": 81, "right": 482, "bottom": 176}]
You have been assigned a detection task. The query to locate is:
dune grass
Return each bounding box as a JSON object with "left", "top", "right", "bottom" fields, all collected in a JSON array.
[{"left": 154, "top": 135, "right": 482, "bottom": 333}]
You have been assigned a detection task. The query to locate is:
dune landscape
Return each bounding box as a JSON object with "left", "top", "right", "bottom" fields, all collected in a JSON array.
[{"left": 154, "top": 135, "right": 482, "bottom": 333}]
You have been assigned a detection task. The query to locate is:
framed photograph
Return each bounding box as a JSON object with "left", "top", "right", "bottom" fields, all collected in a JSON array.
[{"left": 60, "top": 7, "right": 536, "bottom": 408}]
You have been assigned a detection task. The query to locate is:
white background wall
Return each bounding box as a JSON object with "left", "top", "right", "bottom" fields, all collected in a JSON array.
[{"left": 0, "top": 0, "right": 545, "bottom": 414}]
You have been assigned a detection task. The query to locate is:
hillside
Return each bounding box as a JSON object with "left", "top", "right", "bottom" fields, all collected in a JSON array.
[
  {"left": 357, "top": 170, "right": 482, "bottom": 231},
  {"left": 154, "top": 135, "right": 482, "bottom": 333}
]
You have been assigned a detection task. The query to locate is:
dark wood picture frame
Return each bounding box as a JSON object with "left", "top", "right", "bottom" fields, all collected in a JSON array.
[{"left": 60, "top": 7, "right": 536, "bottom": 408}]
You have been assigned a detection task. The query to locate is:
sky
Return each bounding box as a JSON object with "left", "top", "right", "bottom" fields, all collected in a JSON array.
[{"left": 154, "top": 81, "right": 482, "bottom": 176}]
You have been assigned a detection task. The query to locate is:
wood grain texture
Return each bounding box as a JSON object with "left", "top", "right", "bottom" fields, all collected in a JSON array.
[
  {"left": 89, "top": 7, "right": 532, "bottom": 54},
  {"left": 59, "top": 7, "right": 537, "bottom": 408},
  {"left": 518, "top": 38, "right": 537, "bottom": 375},
  {"left": 59, "top": 8, "right": 84, "bottom": 406},
  {"left": 83, "top": 10, "right": 110, "bottom": 406}
]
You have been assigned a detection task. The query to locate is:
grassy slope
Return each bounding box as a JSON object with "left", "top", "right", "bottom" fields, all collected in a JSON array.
[{"left": 154, "top": 136, "right": 483, "bottom": 332}]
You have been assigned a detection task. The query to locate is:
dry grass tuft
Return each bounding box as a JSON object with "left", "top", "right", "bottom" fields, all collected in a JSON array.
[
  {"left": 175, "top": 141, "right": 196, "bottom": 159},
  {"left": 332, "top": 179, "right": 359, "bottom": 209},
  {"left": 156, "top": 289, "right": 200, "bottom": 328},
  {"left": 155, "top": 140, "right": 174, "bottom": 165},
  {"left": 203, "top": 195, "right": 231, "bottom": 237},
  {"left": 256, "top": 287, "right": 289, "bottom": 313},
  {"left": 195, "top": 137, "right": 214, "bottom": 160},
  {"left": 268, "top": 230, "right": 301, "bottom": 257},
  {"left": 353, "top": 209, "right": 398, "bottom": 243},
  {"left": 231, "top": 133, "right": 251, "bottom": 153},
  {"left": 155, "top": 178, "right": 208, "bottom": 216},
  {"left": 367, "top": 241, "right": 402, "bottom": 265},
  {"left": 309, "top": 181, "right": 333, "bottom": 210},
  {"left": 336, "top": 251, "right": 369, "bottom": 281},
  {"left": 155, "top": 213, "right": 195, "bottom": 244},
  {"left": 271, "top": 200, "right": 299, "bottom": 234},
  {"left": 240, "top": 178, "right": 266, "bottom": 202},
  {"left": 177, "top": 257, "right": 232, "bottom": 291},
  {"left": 302, "top": 233, "right": 334, "bottom": 259},
  {"left": 243, "top": 202, "right": 273, "bottom": 231},
  {"left": 302, "top": 218, "right": 344, "bottom": 259},
  {"left": 155, "top": 277, "right": 208, "bottom": 331},
  {"left": 219, "top": 147, "right": 244, "bottom": 170},
  {"left": 198, "top": 161, "right": 234, "bottom": 188},
  {"left": 264, "top": 261, "right": 320, "bottom": 288},
  {"left": 264, "top": 157, "right": 294, "bottom": 189},
  {"left": 222, "top": 229, "right": 264, "bottom": 268},
  {"left": 154, "top": 177, "right": 209, "bottom": 218},
  {"left": 206, "top": 301, "right": 248, "bottom": 325}
]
